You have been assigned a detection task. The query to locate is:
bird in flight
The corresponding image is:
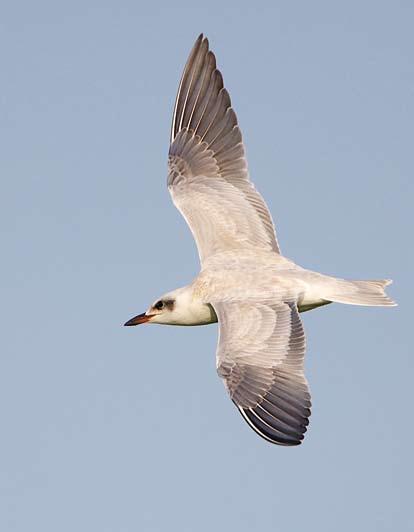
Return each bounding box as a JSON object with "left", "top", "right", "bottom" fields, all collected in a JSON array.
[{"left": 124, "top": 34, "right": 395, "bottom": 445}]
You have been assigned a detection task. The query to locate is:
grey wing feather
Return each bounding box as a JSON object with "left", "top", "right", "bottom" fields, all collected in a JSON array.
[
  {"left": 168, "top": 35, "right": 280, "bottom": 263},
  {"left": 215, "top": 300, "right": 311, "bottom": 446}
]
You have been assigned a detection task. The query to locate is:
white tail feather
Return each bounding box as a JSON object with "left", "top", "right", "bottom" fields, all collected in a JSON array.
[{"left": 326, "top": 279, "right": 397, "bottom": 307}]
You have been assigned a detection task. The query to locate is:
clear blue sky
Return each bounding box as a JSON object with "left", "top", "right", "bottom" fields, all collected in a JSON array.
[{"left": 1, "top": 1, "right": 412, "bottom": 531}]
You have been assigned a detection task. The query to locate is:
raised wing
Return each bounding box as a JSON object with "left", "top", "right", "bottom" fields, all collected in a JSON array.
[
  {"left": 168, "top": 34, "right": 280, "bottom": 265},
  {"left": 214, "top": 300, "right": 311, "bottom": 446}
]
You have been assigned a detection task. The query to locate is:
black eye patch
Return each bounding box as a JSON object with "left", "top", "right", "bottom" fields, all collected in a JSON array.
[{"left": 154, "top": 299, "right": 174, "bottom": 311}]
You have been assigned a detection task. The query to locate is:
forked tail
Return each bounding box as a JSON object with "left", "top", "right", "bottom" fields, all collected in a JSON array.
[{"left": 326, "top": 279, "right": 396, "bottom": 307}]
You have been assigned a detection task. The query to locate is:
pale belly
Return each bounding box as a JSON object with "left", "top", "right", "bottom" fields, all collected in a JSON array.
[{"left": 194, "top": 250, "right": 333, "bottom": 315}]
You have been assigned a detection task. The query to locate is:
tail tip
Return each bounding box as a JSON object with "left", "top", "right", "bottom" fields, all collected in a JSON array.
[{"left": 383, "top": 279, "right": 397, "bottom": 307}]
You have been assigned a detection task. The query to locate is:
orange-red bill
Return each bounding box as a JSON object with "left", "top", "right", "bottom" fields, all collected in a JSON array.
[{"left": 124, "top": 313, "right": 152, "bottom": 326}]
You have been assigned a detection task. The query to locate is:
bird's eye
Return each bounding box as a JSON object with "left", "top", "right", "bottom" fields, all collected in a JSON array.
[{"left": 154, "top": 300, "right": 164, "bottom": 310}]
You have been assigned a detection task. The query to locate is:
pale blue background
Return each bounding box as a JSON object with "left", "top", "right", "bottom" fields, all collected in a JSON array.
[{"left": 1, "top": 1, "right": 412, "bottom": 531}]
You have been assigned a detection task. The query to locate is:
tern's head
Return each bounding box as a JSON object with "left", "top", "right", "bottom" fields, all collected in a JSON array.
[
  {"left": 124, "top": 286, "right": 217, "bottom": 327},
  {"left": 124, "top": 292, "right": 178, "bottom": 326}
]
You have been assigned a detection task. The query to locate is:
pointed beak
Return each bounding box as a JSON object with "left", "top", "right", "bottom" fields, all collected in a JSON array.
[{"left": 124, "top": 312, "right": 152, "bottom": 326}]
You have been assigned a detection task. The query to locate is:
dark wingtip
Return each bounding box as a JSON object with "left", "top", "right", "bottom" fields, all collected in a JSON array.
[{"left": 236, "top": 404, "right": 307, "bottom": 446}]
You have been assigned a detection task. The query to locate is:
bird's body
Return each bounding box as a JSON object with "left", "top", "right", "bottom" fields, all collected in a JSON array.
[
  {"left": 148, "top": 250, "right": 392, "bottom": 325},
  {"left": 125, "top": 35, "right": 395, "bottom": 445}
]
